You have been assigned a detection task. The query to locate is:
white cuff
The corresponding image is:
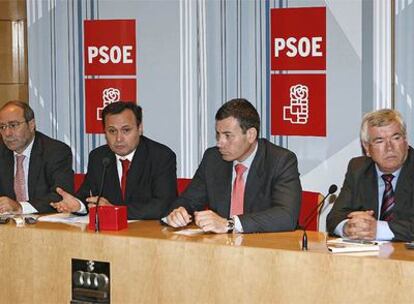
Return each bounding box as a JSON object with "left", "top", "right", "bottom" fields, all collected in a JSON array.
[
  {"left": 20, "top": 201, "right": 38, "bottom": 214},
  {"left": 233, "top": 215, "right": 244, "bottom": 233},
  {"left": 77, "top": 199, "right": 88, "bottom": 214}
]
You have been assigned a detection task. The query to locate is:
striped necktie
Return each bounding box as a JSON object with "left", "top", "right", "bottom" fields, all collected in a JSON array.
[{"left": 380, "top": 174, "right": 395, "bottom": 221}]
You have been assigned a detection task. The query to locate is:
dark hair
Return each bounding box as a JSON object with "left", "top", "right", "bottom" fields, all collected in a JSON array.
[
  {"left": 102, "top": 102, "right": 142, "bottom": 127},
  {"left": 1, "top": 100, "right": 35, "bottom": 122},
  {"left": 215, "top": 98, "right": 260, "bottom": 138}
]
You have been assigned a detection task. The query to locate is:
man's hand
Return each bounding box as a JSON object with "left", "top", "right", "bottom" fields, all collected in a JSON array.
[
  {"left": 194, "top": 210, "right": 228, "bottom": 233},
  {"left": 50, "top": 187, "right": 81, "bottom": 213},
  {"left": 166, "top": 207, "right": 192, "bottom": 228},
  {"left": 343, "top": 210, "right": 377, "bottom": 240},
  {"left": 86, "top": 196, "right": 112, "bottom": 209},
  {"left": 0, "top": 196, "right": 22, "bottom": 214}
]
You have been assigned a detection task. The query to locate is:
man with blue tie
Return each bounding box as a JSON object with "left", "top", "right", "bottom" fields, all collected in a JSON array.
[{"left": 327, "top": 109, "right": 414, "bottom": 241}]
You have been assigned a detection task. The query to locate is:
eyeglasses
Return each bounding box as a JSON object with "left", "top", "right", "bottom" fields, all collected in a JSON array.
[{"left": 0, "top": 121, "right": 27, "bottom": 132}]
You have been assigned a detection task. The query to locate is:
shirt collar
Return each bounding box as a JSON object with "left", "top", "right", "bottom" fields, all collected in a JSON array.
[
  {"left": 115, "top": 149, "right": 136, "bottom": 163},
  {"left": 14, "top": 136, "right": 35, "bottom": 158},
  {"left": 375, "top": 164, "right": 402, "bottom": 180},
  {"left": 233, "top": 141, "right": 258, "bottom": 170}
]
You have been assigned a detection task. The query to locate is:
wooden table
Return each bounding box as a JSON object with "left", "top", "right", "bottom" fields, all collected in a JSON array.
[{"left": 0, "top": 220, "right": 413, "bottom": 303}]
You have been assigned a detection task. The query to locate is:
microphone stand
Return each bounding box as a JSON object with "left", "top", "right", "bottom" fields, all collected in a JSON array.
[
  {"left": 95, "top": 158, "right": 110, "bottom": 232},
  {"left": 301, "top": 185, "right": 337, "bottom": 250}
]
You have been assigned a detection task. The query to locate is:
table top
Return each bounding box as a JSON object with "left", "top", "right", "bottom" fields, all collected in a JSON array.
[{"left": 2, "top": 218, "right": 414, "bottom": 262}]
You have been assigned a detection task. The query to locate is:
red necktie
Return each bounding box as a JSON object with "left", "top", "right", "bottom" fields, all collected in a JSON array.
[
  {"left": 14, "top": 154, "right": 28, "bottom": 202},
  {"left": 230, "top": 164, "right": 247, "bottom": 216},
  {"left": 120, "top": 159, "right": 130, "bottom": 201},
  {"left": 380, "top": 174, "right": 395, "bottom": 221}
]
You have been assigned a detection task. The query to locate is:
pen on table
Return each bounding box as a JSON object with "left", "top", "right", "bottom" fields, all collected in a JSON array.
[
  {"left": 342, "top": 239, "right": 378, "bottom": 245},
  {"left": 89, "top": 190, "right": 93, "bottom": 200}
]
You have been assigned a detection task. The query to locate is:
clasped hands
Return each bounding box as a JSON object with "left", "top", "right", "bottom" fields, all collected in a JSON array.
[
  {"left": 50, "top": 187, "right": 113, "bottom": 213},
  {"left": 343, "top": 210, "right": 377, "bottom": 240},
  {"left": 167, "top": 207, "right": 229, "bottom": 234},
  {"left": 0, "top": 196, "right": 22, "bottom": 214}
]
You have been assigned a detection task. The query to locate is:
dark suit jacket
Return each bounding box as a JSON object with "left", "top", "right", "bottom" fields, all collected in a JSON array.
[
  {"left": 170, "top": 139, "right": 302, "bottom": 233},
  {"left": 327, "top": 147, "right": 414, "bottom": 241},
  {"left": 77, "top": 136, "right": 177, "bottom": 220},
  {"left": 0, "top": 131, "right": 74, "bottom": 213}
]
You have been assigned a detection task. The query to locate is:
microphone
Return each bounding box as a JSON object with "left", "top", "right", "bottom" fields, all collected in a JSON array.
[
  {"left": 301, "top": 184, "right": 337, "bottom": 250},
  {"left": 95, "top": 157, "right": 111, "bottom": 232}
]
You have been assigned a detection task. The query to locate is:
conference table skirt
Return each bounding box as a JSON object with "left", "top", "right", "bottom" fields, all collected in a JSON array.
[{"left": 0, "top": 220, "right": 413, "bottom": 303}]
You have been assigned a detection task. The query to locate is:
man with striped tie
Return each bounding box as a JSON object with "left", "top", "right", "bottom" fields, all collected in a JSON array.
[{"left": 327, "top": 109, "right": 414, "bottom": 241}]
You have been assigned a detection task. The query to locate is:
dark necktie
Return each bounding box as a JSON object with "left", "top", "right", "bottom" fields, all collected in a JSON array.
[
  {"left": 380, "top": 174, "right": 395, "bottom": 221},
  {"left": 120, "top": 159, "right": 130, "bottom": 200},
  {"left": 230, "top": 164, "right": 247, "bottom": 216}
]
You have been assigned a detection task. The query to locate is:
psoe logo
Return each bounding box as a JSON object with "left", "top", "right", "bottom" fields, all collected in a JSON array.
[
  {"left": 96, "top": 87, "right": 120, "bottom": 120},
  {"left": 283, "top": 84, "right": 309, "bottom": 124}
]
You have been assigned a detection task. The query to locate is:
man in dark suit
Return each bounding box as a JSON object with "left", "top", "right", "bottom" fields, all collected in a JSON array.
[
  {"left": 0, "top": 100, "right": 73, "bottom": 214},
  {"left": 51, "top": 102, "right": 177, "bottom": 220},
  {"left": 166, "top": 98, "right": 301, "bottom": 233},
  {"left": 327, "top": 109, "right": 414, "bottom": 241}
]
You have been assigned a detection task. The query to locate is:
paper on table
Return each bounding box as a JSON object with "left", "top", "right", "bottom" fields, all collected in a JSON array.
[
  {"left": 38, "top": 213, "right": 89, "bottom": 224},
  {"left": 327, "top": 238, "right": 380, "bottom": 254},
  {"left": 38, "top": 213, "right": 138, "bottom": 224},
  {"left": 173, "top": 228, "right": 205, "bottom": 235}
]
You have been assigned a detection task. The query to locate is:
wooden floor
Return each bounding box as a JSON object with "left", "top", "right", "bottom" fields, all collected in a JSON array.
[{"left": 0, "top": 220, "right": 414, "bottom": 303}]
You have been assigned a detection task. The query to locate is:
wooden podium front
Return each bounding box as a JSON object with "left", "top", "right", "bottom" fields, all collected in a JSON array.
[{"left": 0, "top": 220, "right": 414, "bottom": 303}]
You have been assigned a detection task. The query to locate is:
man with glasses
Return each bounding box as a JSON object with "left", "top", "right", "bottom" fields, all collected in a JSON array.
[
  {"left": 0, "top": 100, "right": 73, "bottom": 214},
  {"left": 327, "top": 109, "right": 414, "bottom": 241}
]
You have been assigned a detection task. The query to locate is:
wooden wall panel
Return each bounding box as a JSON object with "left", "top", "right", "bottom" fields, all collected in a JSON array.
[
  {"left": 0, "top": 0, "right": 27, "bottom": 105},
  {"left": 0, "top": 84, "right": 28, "bottom": 104},
  {"left": 0, "top": 0, "right": 26, "bottom": 20}
]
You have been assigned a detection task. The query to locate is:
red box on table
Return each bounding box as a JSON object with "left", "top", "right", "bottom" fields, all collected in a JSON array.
[{"left": 88, "top": 206, "right": 128, "bottom": 231}]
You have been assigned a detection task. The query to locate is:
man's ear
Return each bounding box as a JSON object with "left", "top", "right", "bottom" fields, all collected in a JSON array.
[
  {"left": 138, "top": 123, "right": 143, "bottom": 136},
  {"left": 246, "top": 127, "right": 257, "bottom": 143},
  {"left": 28, "top": 119, "right": 36, "bottom": 132},
  {"left": 362, "top": 141, "right": 370, "bottom": 157}
]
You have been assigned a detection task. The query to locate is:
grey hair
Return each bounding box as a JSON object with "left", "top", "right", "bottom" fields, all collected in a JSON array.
[{"left": 360, "top": 109, "right": 406, "bottom": 144}]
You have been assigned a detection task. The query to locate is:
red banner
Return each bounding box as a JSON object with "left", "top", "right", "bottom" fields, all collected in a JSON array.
[
  {"left": 84, "top": 79, "right": 137, "bottom": 133},
  {"left": 84, "top": 20, "right": 136, "bottom": 75},
  {"left": 271, "top": 74, "right": 326, "bottom": 136},
  {"left": 270, "top": 7, "right": 326, "bottom": 71}
]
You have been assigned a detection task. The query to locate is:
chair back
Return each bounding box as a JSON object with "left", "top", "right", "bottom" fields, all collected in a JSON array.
[
  {"left": 74, "top": 173, "right": 86, "bottom": 192},
  {"left": 177, "top": 178, "right": 192, "bottom": 195},
  {"left": 299, "top": 191, "right": 322, "bottom": 231}
]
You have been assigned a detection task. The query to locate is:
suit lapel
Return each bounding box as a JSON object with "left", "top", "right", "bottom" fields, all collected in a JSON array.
[
  {"left": 28, "top": 135, "right": 42, "bottom": 199},
  {"left": 362, "top": 166, "right": 379, "bottom": 217},
  {"left": 125, "top": 139, "right": 147, "bottom": 202},
  {"left": 244, "top": 141, "right": 264, "bottom": 213},
  {"left": 394, "top": 148, "right": 414, "bottom": 213},
  {"left": 105, "top": 152, "right": 122, "bottom": 202},
  {"left": 213, "top": 160, "right": 232, "bottom": 216}
]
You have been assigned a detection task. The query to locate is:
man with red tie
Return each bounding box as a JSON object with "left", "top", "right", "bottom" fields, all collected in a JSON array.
[
  {"left": 166, "top": 98, "right": 302, "bottom": 233},
  {"left": 51, "top": 102, "right": 177, "bottom": 220},
  {"left": 327, "top": 109, "right": 414, "bottom": 241}
]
